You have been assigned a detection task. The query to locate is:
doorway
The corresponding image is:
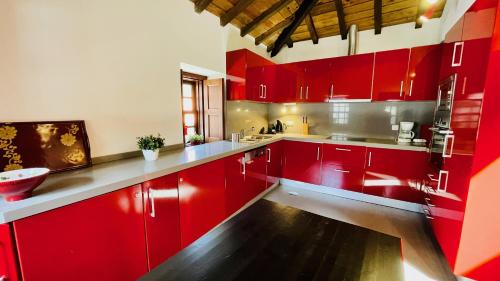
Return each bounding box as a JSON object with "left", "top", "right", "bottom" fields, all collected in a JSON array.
[{"left": 180, "top": 71, "right": 225, "bottom": 145}]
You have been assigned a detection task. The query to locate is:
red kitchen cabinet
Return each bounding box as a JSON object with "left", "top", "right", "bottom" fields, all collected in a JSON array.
[
  {"left": 13, "top": 185, "right": 148, "bottom": 281},
  {"left": 225, "top": 153, "right": 247, "bottom": 216},
  {"left": 363, "top": 148, "right": 428, "bottom": 203},
  {"left": 226, "top": 49, "right": 274, "bottom": 101},
  {"left": 329, "top": 53, "right": 374, "bottom": 100},
  {"left": 372, "top": 49, "right": 410, "bottom": 101},
  {"left": 142, "top": 173, "right": 181, "bottom": 270},
  {"left": 305, "top": 59, "right": 333, "bottom": 102},
  {"left": 282, "top": 141, "right": 322, "bottom": 185},
  {"left": 274, "top": 64, "right": 300, "bottom": 102},
  {"left": 456, "top": 38, "right": 492, "bottom": 101},
  {"left": 321, "top": 144, "right": 366, "bottom": 192},
  {"left": 246, "top": 65, "right": 278, "bottom": 102},
  {"left": 244, "top": 148, "right": 268, "bottom": 199},
  {"left": 266, "top": 141, "right": 283, "bottom": 187},
  {"left": 405, "top": 44, "right": 443, "bottom": 101},
  {"left": 0, "top": 224, "right": 20, "bottom": 281},
  {"left": 178, "top": 159, "right": 226, "bottom": 248}
]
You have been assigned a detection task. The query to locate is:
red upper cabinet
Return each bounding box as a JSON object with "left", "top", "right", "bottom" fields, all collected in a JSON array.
[
  {"left": 266, "top": 141, "right": 283, "bottom": 187},
  {"left": 329, "top": 53, "right": 374, "bottom": 100},
  {"left": 372, "top": 49, "right": 410, "bottom": 101},
  {"left": 226, "top": 49, "right": 274, "bottom": 101},
  {"left": 363, "top": 148, "right": 428, "bottom": 204},
  {"left": 142, "top": 174, "right": 181, "bottom": 270},
  {"left": 0, "top": 224, "right": 20, "bottom": 281},
  {"left": 225, "top": 153, "right": 247, "bottom": 216},
  {"left": 405, "top": 44, "right": 443, "bottom": 101},
  {"left": 13, "top": 185, "right": 149, "bottom": 281},
  {"left": 178, "top": 159, "right": 226, "bottom": 248},
  {"left": 456, "top": 38, "right": 492, "bottom": 101},
  {"left": 321, "top": 144, "right": 366, "bottom": 192},
  {"left": 246, "top": 65, "right": 278, "bottom": 102},
  {"left": 305, "top": 59, "right": 333, "bottom": 102},
  {"left": 282, "top": 141, "right": 322, "bottom": 185}
]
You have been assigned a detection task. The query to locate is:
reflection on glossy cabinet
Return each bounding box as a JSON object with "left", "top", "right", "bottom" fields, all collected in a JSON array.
[
  {"left": 405, "top": 44, "right": 442, "bottom": 101},
  {"left": 245, "top": 149, "right": 268, "bottom": 199},
  {"left": 178, "top": 159, "right": 226, "bottom": 248},
  {"left": 142, "top": 173, "right": 181, "bottom": 270},
  {"left": 266, "top": 141, "right": 283, "bottom": 187},
  {"left": 13, "top": 185, "right": 148, "bottom": 281},
  {"left": 329, "top": 53, "right": 374, "bottom": 100},
  {"left": 321, "top": 144, "right": 366, "bottom": 192},
  {"left": 373, "top": 49, "right": 410, "bottom": 101},
  {"left": 0, "top": 224, "right": 20, "bottom": 281},
  {"left": 282, "top": 141, "right": 322, "bottom": 185},
  {"left": 225, "top": 153, "right": 247, "bottom": 216},
  {"left": 363, "top": 148, "right": 428, "bottom": 203}
]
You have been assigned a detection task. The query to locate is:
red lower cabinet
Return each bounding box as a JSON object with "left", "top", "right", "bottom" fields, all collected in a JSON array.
[
  {"left": 266, "top": 141, "right": 283, "bottom": 187},
  {"left": 225, "top": 153, "right": 247, "bottom": 216},
  {"left": 142, "top": 173, "right": 181, "bottom": 270},
  {"left": 13, "top": 185, "right": 148, "bottom": 281},
  {"left": 0, "top": 224, "right": 20, "bottom": 281},
  {"left": 244, "top": 148, "right": 268, "bottom": 199},
  {"left": 282, "top": 141, "right": 322, "bottom": 185},
  {"left": 178, "top": 159, "right": 226, "bottom": 248},
  {"left": 363, "top": 148, "right": 428, "bottom": 204},
  {"left": 321, "top": 144, "right": 366, "bottom": 192}
]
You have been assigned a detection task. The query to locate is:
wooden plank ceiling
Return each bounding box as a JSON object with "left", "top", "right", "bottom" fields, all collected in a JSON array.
[{"left": 191, "top": 0, "right": 446, "bottom": 56}]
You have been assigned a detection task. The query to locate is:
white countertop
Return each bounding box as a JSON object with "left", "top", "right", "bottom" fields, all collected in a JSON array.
[{"left": 0, "top": 134, "right": 428, "bottom": 223}]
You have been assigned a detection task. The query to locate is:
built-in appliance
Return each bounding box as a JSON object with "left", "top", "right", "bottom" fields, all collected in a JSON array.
[
  {"left": 397, "top": 122, "right": 415, "bottom": 143},
  {"left": 429, "top": 74, "right": 457, "bottom": 170}
]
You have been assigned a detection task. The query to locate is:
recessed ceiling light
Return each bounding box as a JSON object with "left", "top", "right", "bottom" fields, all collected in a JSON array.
[{"left": 419, "top": 15, "right": 429, "bottom": 22}]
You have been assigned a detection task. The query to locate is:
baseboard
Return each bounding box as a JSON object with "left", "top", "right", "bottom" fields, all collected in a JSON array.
[{"left": 280, "top": 178, "right": 424, "bottom": 213}]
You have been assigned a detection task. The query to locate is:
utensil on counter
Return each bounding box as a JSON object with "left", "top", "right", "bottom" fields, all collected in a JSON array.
[
  {"left": 276, "top": 120, "right": 283, "bottom": 133},
  {"left": 231, "top": 133, "right": 240, "bottom": 143},
  {"left": 0, "top": 168, "right": 50, "bottom": 201},
  {"left": 302, "top": 116, "right": 309, "bottom": 135}
]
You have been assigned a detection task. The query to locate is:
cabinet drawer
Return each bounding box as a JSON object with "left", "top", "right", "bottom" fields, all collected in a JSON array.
[
  {"left": 321, "top": 164, "right": 364, "bottom": 192},
  {"left": 322, "top": 144, "right": 366, "bottom": 168}
]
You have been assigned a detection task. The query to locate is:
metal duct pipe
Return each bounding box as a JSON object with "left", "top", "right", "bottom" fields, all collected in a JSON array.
[{"left": 347, "top": 24, "right": 358, "bottom": 55}]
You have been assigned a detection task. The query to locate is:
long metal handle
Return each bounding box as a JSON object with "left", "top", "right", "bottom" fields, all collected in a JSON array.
[
  {"left": 330, "top": 84, "right": 333, "bottom": 99},
  {"left": 425, "top": 197, "right": 435, "bottom": 207},
  {"left": 306, "top": 86, "right": 309, "bottom": 99},
  {"left": 334, "top": 169, "right": 350, "bottom": 173},
  {"left": 461, "top": 77, "right": 467, "bottom": 96},
  {"left": 452, "top": 41, "right": 464, "bottom": 67},
  {"left": 428, "top": 173, "right": 439, "bottom": 182},
  {"left": 442, "top": 134, "right": 455, "bottom": 158},
  {"left": 368, "top": 152, "right": 372, "bottom": 167},
  {"left": 300, "top": 86, "right": 303, "bottom": 99},
  {"left": 241, "top": 157, "right": 246, "bottom": 175},
  {"left": 264, "top": 85, "right": 267, "bottom": 98},
  {"left": 149, "top": 189, "right": 156, "bottom": 218},
  {"left": 267, "top": 148, "right": 271, "bottom": 163},
  {"left": 335, "top": 148, "right": 351, "bottom": 152},
  {"left": 409, "top": 79, "right": 414, "bottom": 97},
  {"left": 438, "top": 170, "right": 449, "bottom": 192},
  {"left": 316, "top": 147, "right": 320, "bottom": 160},
  {"left": 259, "top": 84, "right": 263, "bottom": 98},
  {"left": 399, "top": 81, "right": 404, "bottom": 97}
]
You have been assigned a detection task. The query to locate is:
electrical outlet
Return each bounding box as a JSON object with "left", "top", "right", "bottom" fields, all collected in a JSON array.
[{"left": 392, "top": 124, "right": 400, "bottom": 131}]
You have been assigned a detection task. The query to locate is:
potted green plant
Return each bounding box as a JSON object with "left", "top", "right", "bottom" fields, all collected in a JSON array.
[
  {"left": 187, "top": 134, "right": 204, "bottom": 146},
  {"left": 137, "top": 134, "right": 165, "bottom": 161}
]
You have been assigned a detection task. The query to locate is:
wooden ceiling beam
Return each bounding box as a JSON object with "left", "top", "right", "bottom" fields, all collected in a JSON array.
[
  {"left": 374, "top": 0, "right": 382, "bottom": 34},
  {"left": 240, "top": 0, "right": 295, "bottom": 37},
  {"left": 194, "top": 0, "right": 213, "bottom": 13},
  {"left": 220, "top": 0, "right": 255, "bottom": 27},
  {"left": 270, "top": 0, "right": 320, "bottom": 57},
  {"left": 305, "top": 14, "right": 319, "bottom": 44},
  {"left": 287, "top": 39, "right": 294, "bottom": 48},
  {"left": 334, "top": 0, "right": 348, "bottom": 40},
  {"left": 255, "top": 16, "right": 294, "bottom": 46}
]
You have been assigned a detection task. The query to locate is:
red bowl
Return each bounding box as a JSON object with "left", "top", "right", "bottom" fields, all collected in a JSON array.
[{"left": 0, "top": 168, "right": 50, "bottom": 202}]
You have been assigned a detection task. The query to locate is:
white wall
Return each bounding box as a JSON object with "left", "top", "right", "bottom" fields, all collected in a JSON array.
[
  {"left": 0, "top": 0, "right": 267, "bottom": 157},
  {"left": 272, "top": 19, "right": 443, "bottom": 63}
]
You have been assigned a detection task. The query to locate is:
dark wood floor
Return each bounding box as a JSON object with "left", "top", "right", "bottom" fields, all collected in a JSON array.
[{"left": 140, "top": 199, "right": 404, "bottom": 281}]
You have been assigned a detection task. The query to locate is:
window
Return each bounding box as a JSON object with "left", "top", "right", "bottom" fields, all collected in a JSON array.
[{"left": 182, "top": 81, "right": 199, "bottom": 143}]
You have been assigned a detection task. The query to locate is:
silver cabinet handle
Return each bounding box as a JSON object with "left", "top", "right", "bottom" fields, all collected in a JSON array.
[
  {"left": 263, "top": 85, "right": 267, "bottom": 98},
  {"left": 267, "top": 148, "right": 271, "bottom": 163},
  {"left": 241, "top": 157, "right": 246, "bottom": 175},
  {"left": 368, "top": 151, "right": 372, "bottom": 167},
  {"left": 259, "top": 84, "right": 263, "bottom": 98},
  {"left": 300, "top": 86, "right": 303, "bottom": 99},
  {"left": 148, "top": 189, "right": 157, "bottom": 218},
  {"left": 438, "top": 170, "right": 449, "bottom": 192},
  {"left": 425, "top": 197, "right": 435, "bottom": 207},
  {"left": 399, "top": 80, "right": 404, "bottom": 97},
  {"left": 316, "top": 146, "right": 320, "bottom": 160},
  {"left": 335, "top": 148, "right": 351, "bottom": 152},
  {"left": 427, "top": 173, "right": 439, "bottom": 182},
  {"left": 452, "top": 41, "right": 464, "bottom": 67},
  {"left": 409, "top": 79, "right": 414, "bottom": 97},
  {"left": 442, "top": 134, "right": 455, "bottom": 158},
  {"left": 306, "top": 86, "right": 309, "bottom": 100},
  {"left": 461, "top": 77, "right": 467, "bottom": 96},
  {"left": 334, "top": 169, "right": 350, "bottom": 173},
  {"left": 423, "top": 209, "right": 434, "bottom": 219},
  {"left": 329, "top": 84, "right": 333, "bottom": 99}
]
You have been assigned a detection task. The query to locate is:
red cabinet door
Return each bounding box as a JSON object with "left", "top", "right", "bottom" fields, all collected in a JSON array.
[
  {"left": 178, "top": 159, "right": 226, "bottom": 248},
  {"left": 456, "top": 38, "right": 492, "bottom": 101},
  {"left": 266, "top": 141, "right": 283, "bottom": 187},
  {"left": 244, "top": 149, "right": 268, "bottom": 199},
  {"left": 282, "top": 141, "right": 322, "bottom": 185},
  {"left": 330, "top": 53, "right": 374, "bottom": 100},
  {"left": 226, "top": 49, "right": 247, "bottom": 100},
  {"left": 373, "top": 49, "right": 410, "bottom": 101},
  {"left": 363, "top": 148, "right": 428, "bottom": 203},
  {"left": 225, "top": 153, "right": 246, "bottom": 216},
  {"left": 246, "top": 66, "right": 265, "bottom": 102},
  {"left": 142, "top": 174, "right": 181, "bottom": 270},
  {"left": 305, "top": 59, "right": 332, "bottom": 102},
  {"left": 405, "top": 44, "right": 443, "bottom": 101},
  {"left": 13, "top": 185, "right": 148, "bottom": 281},
  {"left": 321, "top": 144, "right": 366, "bottom": 192},
  {"left": 0, "top": 224, "right": 20, "bottom": 281},
  {"left": 274, "top": 65, "right": 299, "bottom": 103}
]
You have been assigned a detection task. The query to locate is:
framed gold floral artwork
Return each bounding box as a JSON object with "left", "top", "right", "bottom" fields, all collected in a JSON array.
[{"left": 0, "top": 121, "right": 92, "bottom": 173}]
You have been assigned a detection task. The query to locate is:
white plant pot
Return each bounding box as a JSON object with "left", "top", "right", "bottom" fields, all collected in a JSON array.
[{"left": 142, "top": 149, "right": 159, "bottom": 161}]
